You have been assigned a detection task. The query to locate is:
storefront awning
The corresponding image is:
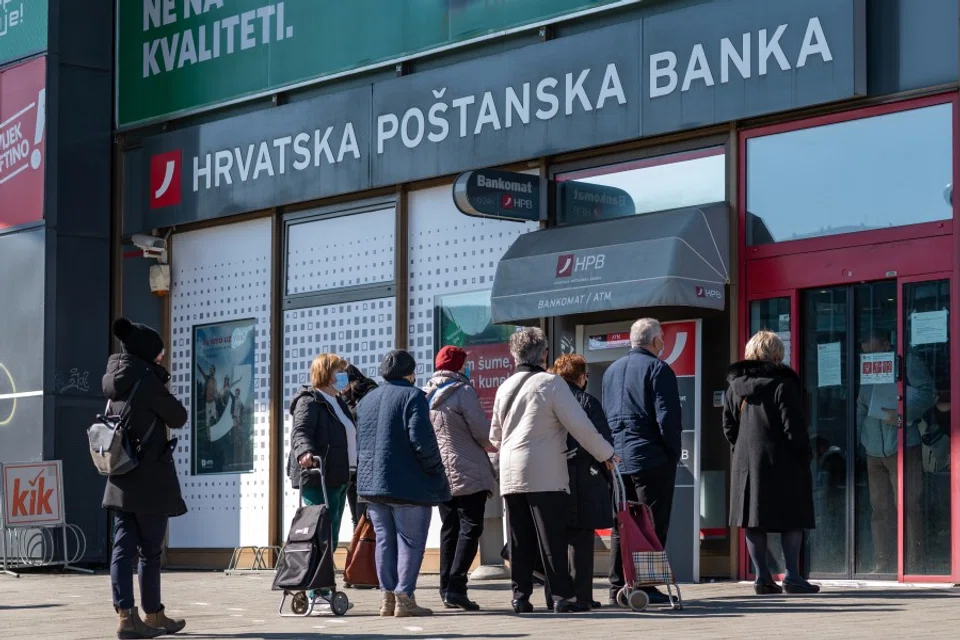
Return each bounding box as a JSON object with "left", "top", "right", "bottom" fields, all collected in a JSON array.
[{"left": 491, "top": 203, "right": 731, "bottom": 324}]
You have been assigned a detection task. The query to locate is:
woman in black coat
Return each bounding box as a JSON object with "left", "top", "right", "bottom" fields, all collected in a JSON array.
[
  {"left": 103, "top": 318, "right": 188, "bottom": 638},
  {"left": 550, "top": 355, "right": 614, "bottom": 609},
  {"left": 723, "top": 330, "right": 818, "bottom": 595}
]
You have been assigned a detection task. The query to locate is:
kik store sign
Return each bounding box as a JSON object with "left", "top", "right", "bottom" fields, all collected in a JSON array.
[{"left": 135, "top": 0, "right": 864, "bottom": 233}]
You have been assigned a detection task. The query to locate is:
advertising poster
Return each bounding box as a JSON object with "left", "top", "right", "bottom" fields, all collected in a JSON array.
[
  {"left": 0, "top": 0, "right": 48, "bottom": 66},
  {"left": 0, "top": 461, "right": 63, "bottom": 528},
  {"left": 860, "top": 351, "right": 895, "bottom": 385},
  {"left": 0, "top": 55, "right": 46, "bottom": 229},
  {"left": 192, "top": 319, "right": 257, "bottom": 475},
  {"left": 436, "top": 290, "right": 515, "bottom": 419}
]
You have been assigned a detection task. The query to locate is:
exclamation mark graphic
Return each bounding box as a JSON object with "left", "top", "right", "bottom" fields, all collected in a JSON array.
[{"left": 30, "top": 89, "right": 46, "bottom": 170}]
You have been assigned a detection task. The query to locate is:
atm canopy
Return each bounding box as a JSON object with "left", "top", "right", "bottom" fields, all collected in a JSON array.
[{"left": 490, "top": 203, "right": 731, "bottom": 324}]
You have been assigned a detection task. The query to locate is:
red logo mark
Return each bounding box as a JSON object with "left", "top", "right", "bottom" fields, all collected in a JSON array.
[
  {"left": 695, "top": 286, "right": 705, "bottom": 297},
  {"left": 150, "top": 150, "right": 182, "bottom": 209},
  {"left": 556, "top": 254, "right": 574, "bottom": 278},
  {"left": 501, "top": 194, "right": 514, "bottom": 209}
]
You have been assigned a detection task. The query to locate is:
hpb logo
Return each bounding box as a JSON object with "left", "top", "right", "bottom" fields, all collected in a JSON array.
[
  {"left": 555, "top": 253, "right": 605, "bottom": 278},
  {"left": 150, "top": 150, "right": 182, "bottom": 209}
]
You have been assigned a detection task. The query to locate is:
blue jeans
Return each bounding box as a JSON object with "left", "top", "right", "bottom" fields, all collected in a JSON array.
[{"left": 366, "top": 503, "right": 432, "bottom": 597}]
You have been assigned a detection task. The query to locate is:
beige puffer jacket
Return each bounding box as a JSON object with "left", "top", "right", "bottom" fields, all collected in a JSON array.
[
  {"left": 491, "top": 367, "right": 615, "bottom": 496},
  {"left": 423, "top": 371, "right": 497, "bottom": 498}
]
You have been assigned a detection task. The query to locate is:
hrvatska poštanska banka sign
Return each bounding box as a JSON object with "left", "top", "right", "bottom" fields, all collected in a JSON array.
[{"left": 136, "top": 0, "right": 864, "bottom": 233}]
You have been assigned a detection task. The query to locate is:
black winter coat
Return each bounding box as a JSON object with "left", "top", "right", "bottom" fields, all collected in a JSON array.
[
  {"left": 566, "top": 383, "right": 614, "bottom": 530},
  {"left": 101, "top": 354, "right": 188, "bottom": 517},
  {"left": 723, "top": 360, "right": 815, "bottom": 532},
  {"left": 287, "top": 387, "right": 353, "bottom": 490}
]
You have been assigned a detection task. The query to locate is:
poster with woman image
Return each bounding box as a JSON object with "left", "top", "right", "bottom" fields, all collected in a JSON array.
[
  {"left": 192, "top": 319, "right": 256, "bottom": 475},
  {"left": 436, "top": 290, "right": 517, "bottom": 419}
]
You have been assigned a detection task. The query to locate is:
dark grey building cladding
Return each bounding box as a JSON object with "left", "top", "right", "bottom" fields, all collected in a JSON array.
[{"left": 130, "top": 0, "right": 866, "bottom": 233}]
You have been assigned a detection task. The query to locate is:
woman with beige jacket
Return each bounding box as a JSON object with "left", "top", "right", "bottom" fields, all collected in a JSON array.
[{"left": 490, "top": 327, "right": 617, "bottom": 614}]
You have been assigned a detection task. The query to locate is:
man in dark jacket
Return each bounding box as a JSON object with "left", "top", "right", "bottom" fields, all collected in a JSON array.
[
  {"left": 602, "top": 318, "right": 682, "bottom": 605},
  {"left": 356, "top": 350, "right": 451, "bottom": 618},
  {"left": 103, "top": 318, "right": 188, "bottom": 639}
]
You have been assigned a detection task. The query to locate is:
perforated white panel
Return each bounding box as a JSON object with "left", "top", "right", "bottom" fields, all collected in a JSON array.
[
  {"left": 286, "top": 207, "right": 396, "bottom": 295},
  {"left": 167, "top": 218, "right": 272, "bottom": 549},
  {"left": 407, "top": 181, "right": 537, "bottom": 547},
  {"left": 281, "top": 299, "right": 396, "bottom": 542},
  {"left": 407, "top": 181, "right": 537, "bottom": 387}
]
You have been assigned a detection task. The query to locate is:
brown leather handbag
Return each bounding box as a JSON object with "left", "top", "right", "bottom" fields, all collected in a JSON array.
[{"left": 343, "top": 512, "right": 379, "bottom": 588}]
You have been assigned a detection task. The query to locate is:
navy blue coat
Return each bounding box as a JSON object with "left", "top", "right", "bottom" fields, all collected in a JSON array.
[
  {"left": 602, "top": 348, "right": 683, "bottom": 474},
  {"left": 355, "top": 380, "right": 451, "bottom": 506}
]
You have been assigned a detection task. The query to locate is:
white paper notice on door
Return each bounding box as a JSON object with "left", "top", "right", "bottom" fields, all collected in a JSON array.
[
  {"left": 860, "top": 351, "right": 896, "bottom": 385},
  {"left": 910, "top": 310, "right": 948, "bottom": 346},
  {"left": 817, "top": 342, "right": 842, "bottom": 387}
]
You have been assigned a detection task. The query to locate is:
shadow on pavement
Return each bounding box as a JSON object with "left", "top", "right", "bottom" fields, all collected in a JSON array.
[
  {"left": 188, "top": 635, "right": 527, "bottom": 639},
  {"left": 0, "top": 603, "right": 63, "bottom": 611}
]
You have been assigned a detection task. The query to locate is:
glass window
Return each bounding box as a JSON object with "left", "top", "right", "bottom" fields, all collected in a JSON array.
[
  {"left": 903, "top": 279, "right": 951, "bottom": 576},
  {"left": 286, "top": 207, "right": 396, "bottom": 295},
  {"left": 746, "top": 103, "right": 953, "bottom": 245},
  {"left": 749, "top": 298, "right": 793, "bottom": 367},
  {"left": 556, "top": 148, "right": 726, "bottom": 226}
]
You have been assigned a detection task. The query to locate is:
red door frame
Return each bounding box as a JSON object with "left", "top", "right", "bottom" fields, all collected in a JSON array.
[{"left": 737, "top": 91, "right": 959, "bottom": 583}]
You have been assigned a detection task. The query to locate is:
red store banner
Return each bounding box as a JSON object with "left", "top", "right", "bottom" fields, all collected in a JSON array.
[{"left": 0, "top": 56, "right": 46, "bottom": 229}]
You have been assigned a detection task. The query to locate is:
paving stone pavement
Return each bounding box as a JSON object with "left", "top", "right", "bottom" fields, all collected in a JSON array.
[{"left": 1, "top": 571, "right": 958, "bottom": 639}]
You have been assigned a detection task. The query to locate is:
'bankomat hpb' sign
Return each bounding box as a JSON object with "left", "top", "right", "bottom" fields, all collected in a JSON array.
[{"left": 452, "top": 169, "right": 544, "bottom": 222}]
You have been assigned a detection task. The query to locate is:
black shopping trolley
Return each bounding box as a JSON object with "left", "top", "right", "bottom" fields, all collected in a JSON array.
[{"left": 273, "top": 456, "right": 351, "bottom": 617}]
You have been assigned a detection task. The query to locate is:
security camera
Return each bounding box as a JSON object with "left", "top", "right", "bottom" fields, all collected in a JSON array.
[{"left": 131, "top": 233, "right": 168, "bottom": 263}]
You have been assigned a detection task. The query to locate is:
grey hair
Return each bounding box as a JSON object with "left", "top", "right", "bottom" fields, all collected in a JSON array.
[
  {"left": 630, "top": 318, "right": 662, "bottom": 348},
  {"left": 510, "top": 327, "right": 548, "bottom": 367}
]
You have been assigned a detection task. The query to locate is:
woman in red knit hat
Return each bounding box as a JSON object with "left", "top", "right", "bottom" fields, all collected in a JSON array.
[{"left": 422, "top": 345, "right": 497, "bottom": 611}]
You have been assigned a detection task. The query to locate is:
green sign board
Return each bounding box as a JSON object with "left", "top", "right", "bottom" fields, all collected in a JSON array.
[
  {"left": 116, "top": 0, "right": 629, "bottom": 128},
  {"left": 0, "top": 0, "right": 47, "bottom": 66}
]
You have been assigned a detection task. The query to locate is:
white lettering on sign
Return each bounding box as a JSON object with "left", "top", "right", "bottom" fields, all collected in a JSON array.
[
  {"left": 0, "top": 87, "right": 46, "bottom": 185},
  {"left": 649, "top": 17, "right": 833, "bottom": 98},
  {"left": 537, "top": 290, "right": 612, "bottom": 310},
  {"left": 572, "top": 188, "right": 628, "bottom": 207},
  {"left": 141, "top": 0, "right": 294, "bottom": 79},
  {"left": 376, "top": 62, "right": 626, "bottom": 154},
  {"left": 0, "top": 1, "right": 26, "bottom": 41},
  {"left": 475, "top": 174, "right": 533, "bottom": 194},
  {"left": 191, "top": 123, "right": 360, "bottom": 192}
]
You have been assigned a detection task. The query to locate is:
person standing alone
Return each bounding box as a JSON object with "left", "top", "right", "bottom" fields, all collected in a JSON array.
[
  {"left": 103, "top": 318, "right": 188, "bottom": 639},
  {"left": 603, "top": 318, "right": 682, "bottom": 605},
  {"left": 423, "top": 346, "right": 497, "bottom": 611}
]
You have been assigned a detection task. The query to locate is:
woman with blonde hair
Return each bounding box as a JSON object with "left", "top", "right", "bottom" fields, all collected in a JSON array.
[
  {"left": 287, "top": 353, "right": 356, "bottom": 563},
  {"left": 723, "top": 330, "right": 818, "bottom": 595}
]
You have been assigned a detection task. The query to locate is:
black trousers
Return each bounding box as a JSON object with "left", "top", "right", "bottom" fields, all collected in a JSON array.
[
  {"left": 346, "top": 469, "right": 366, "bottom": 530},
  {"left": 111, "top": 511, "right": 168, "bottom": 613},
  {"left": 438, "top": 491, "right": 487, "bottom": 596},
  {"left": 505, "top": 492, "right": 574, "bottom": 602},
  {"left": 609, "top": 463, "right": 677, "bottom": 595},
  {"left": 567, "top": 527, "right": 596, "bottom": 604}
]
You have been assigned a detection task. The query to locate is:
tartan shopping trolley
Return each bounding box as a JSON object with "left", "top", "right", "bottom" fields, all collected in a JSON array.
[{"left": 612, "top": 468, "right": 683, "bottom": 612}]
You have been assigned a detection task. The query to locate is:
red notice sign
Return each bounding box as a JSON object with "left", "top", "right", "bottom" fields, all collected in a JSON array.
[{"left": 0, "top": 56, "right": 46, "bottom": 229}]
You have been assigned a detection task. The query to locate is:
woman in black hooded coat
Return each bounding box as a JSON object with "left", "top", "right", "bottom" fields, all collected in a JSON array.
[
  {"left": 723, "top": 330, "right": 818, "bottom": 596},
  {"left": 339, "top": 364, "right": 379, "bottom": 531}
]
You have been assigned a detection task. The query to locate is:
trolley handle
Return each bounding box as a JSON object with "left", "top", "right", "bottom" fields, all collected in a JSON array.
[
  {"left": 612, "top": 466, "right": 628, "bottom": 513},
  {"left": 299, "top": 454, "right": 329, "bottom": 507}
]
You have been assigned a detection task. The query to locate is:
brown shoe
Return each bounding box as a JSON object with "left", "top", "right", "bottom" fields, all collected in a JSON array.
[
  {"left": 117, "top": 607, "right": 164, "bottom": 639},
  {"left": 395, "top": 593, "right": 433, "bottom": 617},
  {"left": 379, "top": 591, "right": 396, "bottom": 617},
  {"left": 144, "top": 607, "right": 186, "bottom": 634}
]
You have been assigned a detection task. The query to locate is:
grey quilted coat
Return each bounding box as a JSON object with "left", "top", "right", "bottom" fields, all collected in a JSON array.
[{"left": 423, "top": 371, "right": 497, "bottom": 498}]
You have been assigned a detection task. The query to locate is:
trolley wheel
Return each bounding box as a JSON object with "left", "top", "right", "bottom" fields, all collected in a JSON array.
[
  {"left": 331, "top": 591, "right": 350, "bottom": 616},
  {"left": 291, "top": 591, "right": 309, "bottom": 615},
  {"left": 628, "top": 589, "right": 649, "bottom": 612},
  {"left": 616, "top": 587, "right": 630, "bottom": 609}
]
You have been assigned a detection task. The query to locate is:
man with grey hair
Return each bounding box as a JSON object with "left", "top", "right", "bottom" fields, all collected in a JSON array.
[
  {"left": 602, "top": 317, "right": 682, "bottom": 605},
  {"left": 491, "top": 327, "right": 616, "bottom": 614}
]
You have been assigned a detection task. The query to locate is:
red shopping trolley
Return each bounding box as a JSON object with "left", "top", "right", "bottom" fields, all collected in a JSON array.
[{"left": 612, "top": 468, "right": 683, "bottom": 612}]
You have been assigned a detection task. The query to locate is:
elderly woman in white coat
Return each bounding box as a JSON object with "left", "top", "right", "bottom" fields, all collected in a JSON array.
[{"left": 491, "top": 327, "right": 617, "bottom": 614}]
